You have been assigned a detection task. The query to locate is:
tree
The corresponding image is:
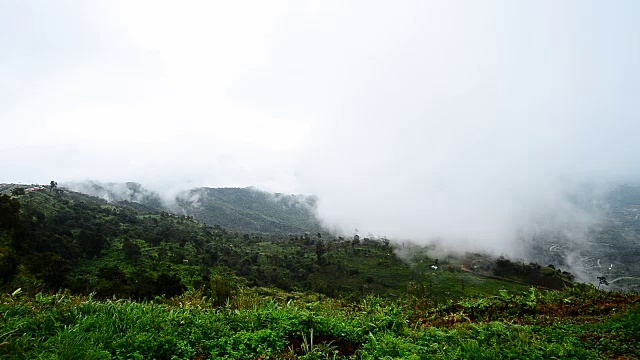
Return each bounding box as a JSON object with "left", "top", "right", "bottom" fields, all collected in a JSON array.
[
  {"left": 50, "top": 181, "right": 58, "bottom": 193},
  {"left": 154, "top": 273, "right": 185, "bottom": 298},
  {"left": 597, "top": 276, "right": 609, "bottom": 289},
  {"left": 10, "top": 187, "right": 25, "bottom": 196},
  {"left": 78, "top": 229, "right": 107, "bottom": 257},
  {"left": 316, "top": 240, "right": 325, "bottom": 265},
  {"left": 0, "top": 195, "right": 21, "bottom": 230},
  {"left": 0, "top": 247, "right": 19, "bottom": 284},
  {"left": 123, "top": 239, "right": 142, "bottom": 262},
  {"left": 95, "top": 266, "right": 132, "bottom": 298},
  {"left": 382, "top": 236, "right": 390, "bottom": 248},
  {"left": 25, "top": 252, "right": 72, "bottom": 289}
]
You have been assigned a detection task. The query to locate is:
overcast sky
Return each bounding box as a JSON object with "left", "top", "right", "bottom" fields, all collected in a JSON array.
[{"left": 2, "top": 1, "right": 640, "bottom": 254}]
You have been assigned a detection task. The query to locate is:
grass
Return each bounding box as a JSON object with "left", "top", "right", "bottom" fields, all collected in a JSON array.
[{"left": 1, "top": 285, "right": 638, "bottom": 359}]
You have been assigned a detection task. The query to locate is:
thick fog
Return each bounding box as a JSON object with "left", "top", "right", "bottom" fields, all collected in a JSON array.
[{"left": 2, "top": 1, "right": 640, "bottom": 258}]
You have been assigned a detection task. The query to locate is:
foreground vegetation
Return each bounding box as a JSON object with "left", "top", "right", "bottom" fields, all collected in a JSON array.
[{"left": 1, "top": 284, "right": 638, "bottom": 359}]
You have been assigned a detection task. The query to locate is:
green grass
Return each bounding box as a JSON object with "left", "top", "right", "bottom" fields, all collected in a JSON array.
[{"left": 2, "top": 285, "right": 638, "bottom": 359}]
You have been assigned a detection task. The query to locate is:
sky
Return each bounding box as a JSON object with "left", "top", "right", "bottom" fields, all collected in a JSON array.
[{"left": 2, "top": 0, "right": 640, "bottom": 255}]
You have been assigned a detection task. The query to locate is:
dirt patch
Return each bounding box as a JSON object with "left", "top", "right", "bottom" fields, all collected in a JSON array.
[{"left": 537, "top": 294, "right": 640, "bottom": 318}]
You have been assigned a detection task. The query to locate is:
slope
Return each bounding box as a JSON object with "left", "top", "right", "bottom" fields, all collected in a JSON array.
[
  {"left": 0, "top": 188, "right": 550, "bottom": 301},
  {"left": 62, "top": 180, "right": 323, "bottom": 234}
]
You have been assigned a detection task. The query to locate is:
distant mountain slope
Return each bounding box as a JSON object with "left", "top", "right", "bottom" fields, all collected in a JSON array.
[
  {"left": 62, "top": 181, "right": 323, "bottom": 234},
  {"left": 172, "top": 187, "right": 322, "bottom": 234}
]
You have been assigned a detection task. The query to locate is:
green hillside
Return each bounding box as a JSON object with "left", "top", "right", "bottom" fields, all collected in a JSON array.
[
  {"left": 1, "top": 188, "right": 551, "bottom": 300},
  {"left": 1, "top": 188, "right": 638, "bottom": 359},
  {"left": 173, "top": 187, "right": 323, "bottom": 234},
  {"left": 62, "top": 181, "right": 324, "bottom": 234}
]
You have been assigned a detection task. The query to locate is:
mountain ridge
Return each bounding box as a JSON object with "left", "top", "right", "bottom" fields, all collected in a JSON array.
[{"left": 62, "top": 180, "right": 323, "bottom": 234}]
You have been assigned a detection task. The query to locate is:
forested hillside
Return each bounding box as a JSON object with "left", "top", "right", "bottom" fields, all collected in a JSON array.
[
  {"left": 172, "top": 187, "right": 322, "bottom": 234},
  {"left": 63, "top": 181, "right": 323, "bottom": 234},
  {"left": 1, "top": 187, "right": 574, "bottom": 299}
]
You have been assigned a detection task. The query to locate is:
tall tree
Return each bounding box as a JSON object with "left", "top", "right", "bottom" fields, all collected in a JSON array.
[
  {"left": 0, "top": 195, "right": 20, "bottom": 230},
  {"left": 10, "top": 187, "right": 25, "bottom": 196}
]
